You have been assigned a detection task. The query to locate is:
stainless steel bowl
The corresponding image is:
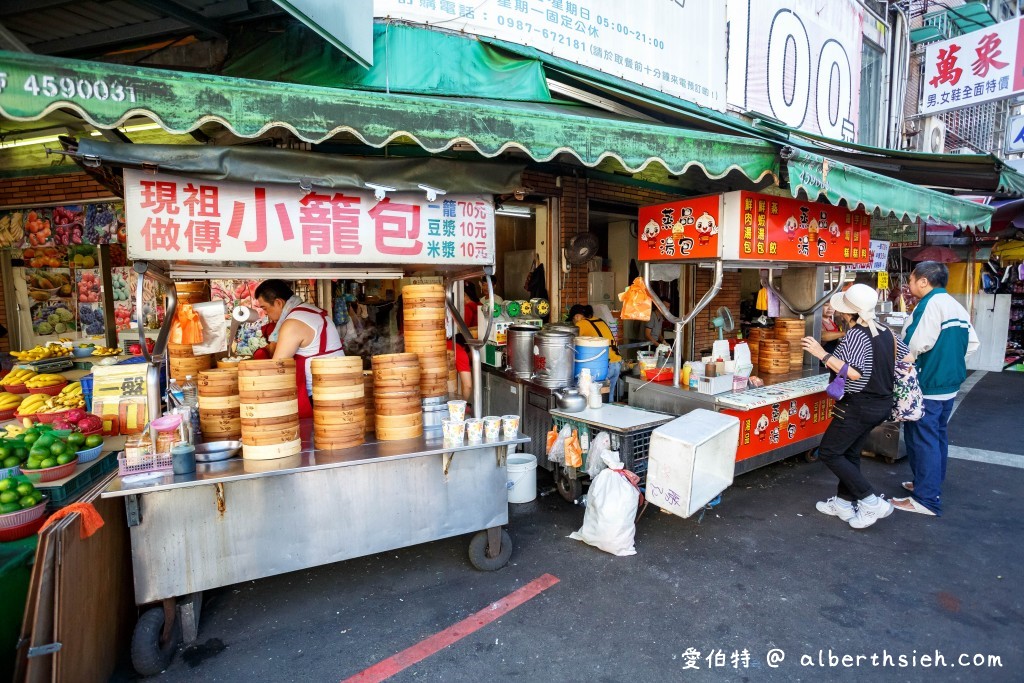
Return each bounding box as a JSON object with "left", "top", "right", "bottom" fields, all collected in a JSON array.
[{"left": 194, "top": 440, "right": 242, "bottom": 462}]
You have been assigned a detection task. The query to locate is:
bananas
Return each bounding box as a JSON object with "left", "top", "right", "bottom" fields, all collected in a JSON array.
[
  {"left": 24, "top": 374, "right": 67, "bottom": 389},
  {"left": 90, "top": 346, "right": 120, "bottom": 357},
  {"left": 0, "top": 393, "right": 24, "bottom": 410},
  {"left": 11, "top": 344, "right": 72, "bottom": 361},
  {"left": 5, "top": 423, "right": 26, "bottom": 437},
  {"left": 0, "top": 369, "right": 37, "bottom": 387},
  {"left": 17, "top": 383, "right": 85, "bottom": 415},
  {"left": 16, "top": 393, "right": 51, "bottom": 415}
]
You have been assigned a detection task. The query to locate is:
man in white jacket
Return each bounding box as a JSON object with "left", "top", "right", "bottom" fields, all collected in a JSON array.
[{"left": 894, "top": 262, "right": 980, "bottom": 517}]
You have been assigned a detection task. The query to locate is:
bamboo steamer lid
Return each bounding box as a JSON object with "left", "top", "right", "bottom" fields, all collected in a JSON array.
[
  {"left": 217, "top": 358, "right": 242, "bottom": 370},
  {"left": 375, "top": 424, "right": 422, "bottom": 441},
  {"left": 239, "top": 358, "right": 296, "bottom": 375},
  {"left": 239, "top": 399, "right": 299, "bottom": 419},
  {"left": 314, "top": 411, "right": 366, "bottom": 426},
  {"left": 167, "top": 342, "right": 196, "bottom": 358},
  {"left": 313, "top": 397, "right": 365, "bottom": 410},
  {"left": 402, "top": 283, "right": 445, "bottom": 295},
  {"left": 403, "top": 319, "right": 445, "bottom": 331},
  {"left": 242, "top": 438, "right": 302, "bottom": 460},
  {"left": 198, "top": 394, "right": 240, "bottom": 410},
  {"left": 238, "top": 373, "right": 294, "bottom": 392},
  {"left": 237, "top": 387, "right": 297, "bottom": 403},
  {"left": 372, "top": 353, "right": 418, "bottom": 367},
  {"left": 311, "top": 355, "right": 362, "bottom": 372},
  {"left": 315, "top": 435, "right": 365, "bottom": 450}
]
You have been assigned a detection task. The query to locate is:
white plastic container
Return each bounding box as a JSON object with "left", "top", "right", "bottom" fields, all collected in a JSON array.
[
  {"left": 506, "top": 453, "right": 538, "bottom": 503},
  {"left": 645, "top": 409, "right": 740, "bottom": 518}
]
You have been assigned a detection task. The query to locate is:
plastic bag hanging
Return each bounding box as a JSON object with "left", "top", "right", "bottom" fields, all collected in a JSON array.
[
  {"left": 170, "top": 302, "right": 204, "bottom": 345},
  {"left": 564, "top": 429, "right": 583, "bottom": 468},
  {"left": 618, "top": 278, "right": 653, "bottom": 321}
]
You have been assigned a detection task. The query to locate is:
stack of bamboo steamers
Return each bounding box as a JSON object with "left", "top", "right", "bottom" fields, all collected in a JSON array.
[
  {"left": 197, "top": 368, "right": 241, "bottom": 440},
  {"left": 238, "top": 359, "right": 302, "bottom": 459},
  {"left": 310, "top": 356, "right": 365, "bottom": 449},
  {"left": 401, "top": 284, "right": 449, "bottom": 398},
  {"left": 371, "top": 353, "right": 421, "bottom": 440},
  {"left": 754, "top": 318, "right": 806, "bottom": 374}
]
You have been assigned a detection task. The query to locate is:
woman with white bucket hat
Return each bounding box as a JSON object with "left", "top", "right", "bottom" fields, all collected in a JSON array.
[{"left": 801, "top": 283, "right": 910, "bottom": 530}]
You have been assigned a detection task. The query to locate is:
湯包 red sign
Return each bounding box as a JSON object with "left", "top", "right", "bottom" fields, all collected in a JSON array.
[
  {"left": 726, "top": 191, "right": 871, "bottom": 264},
  {"left": 637, "top": 194, "right": 722, "bottom": 261},
  {"left": 123, "top": 170, "right": 495, "bottom": 265}
]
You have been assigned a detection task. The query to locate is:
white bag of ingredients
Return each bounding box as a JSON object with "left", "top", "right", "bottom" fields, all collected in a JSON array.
[{"left": 569, "top": 450, "right": 640, "bottom": 556}]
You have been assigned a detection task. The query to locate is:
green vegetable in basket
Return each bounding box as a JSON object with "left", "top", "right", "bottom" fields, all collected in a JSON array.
[
  {"left": 0, "top": 502, "right": 19, "bottom": 514},
  {"left": 0, "top": 490, "right": 17, "bottom": 504},
  {"left": 40, "top": 457, "right": 57, "bottom": 468},
  {"left": 0, "top": 477, "right": 12, "bottom": 492},
  {"left": 2, "top": 456, "right": 18, "bottom": 468},
  {"left": 18, "top": 495, "right": 35, "bottom": 508},
  {"left": 56, "top": 453, "right": 74, "bottom": 465}
]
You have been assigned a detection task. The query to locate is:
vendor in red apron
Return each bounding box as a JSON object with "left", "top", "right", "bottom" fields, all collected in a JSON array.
[{"left": 254, "top": 279, "right": 345, "bottom": 418}]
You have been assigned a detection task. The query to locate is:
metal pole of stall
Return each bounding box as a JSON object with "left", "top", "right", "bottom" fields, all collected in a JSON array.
[
  {"left": 643, "top": 261, "right": 724, "bottom": 387},
  {"left": 446, "top": 268, "right": 494, "bottom": 417},
  {"left": 133, "top": 261, "right": 177, "bottom": 425},
  {"left": 760, "top": 266, "right": 848, "bottom": 317}
]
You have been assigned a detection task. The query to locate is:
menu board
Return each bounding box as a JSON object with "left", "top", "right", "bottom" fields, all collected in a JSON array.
[
  {"left": 91, "top": 363, "right": 149, "bottom": 436},
  {"left": 636, "top": 194, "right": 722, "bottom": 261}
]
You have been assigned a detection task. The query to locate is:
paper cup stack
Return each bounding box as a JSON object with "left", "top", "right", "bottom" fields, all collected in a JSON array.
[
  {"left": 372, "top": 353, "right": 422, "bottom": 440},
  {"left": 238, "top": 359, "right": 302, "bottom": 459},
  {"left": 197, "top": 368, "right": 241, "bottom": 440},
  {"left": 402, "top": 284, "right": 449, "bottom": 399},
  {"left": 773, "top": 318, "right": 806, "bottom": 371},
  {"left": 311, "top": 356, "right": 365, "bottom": 450}
]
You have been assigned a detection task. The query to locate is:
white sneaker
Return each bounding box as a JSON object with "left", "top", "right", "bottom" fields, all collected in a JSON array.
[
  {"left": 815, "top": 496, "right": 856, "bottom": 521},
  {"left": 848, "top": 495, "right": 894, "bottom": 529}
]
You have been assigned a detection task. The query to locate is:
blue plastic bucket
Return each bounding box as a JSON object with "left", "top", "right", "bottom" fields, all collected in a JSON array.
[{"left": 574, "top": 337, "right": 609, "bottom": 381}]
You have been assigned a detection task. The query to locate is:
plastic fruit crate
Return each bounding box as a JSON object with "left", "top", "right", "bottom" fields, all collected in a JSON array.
[
  {"left": 118, "top": 452, "right": 173, "bottom": 477},
  {"left": 38, "top": 451, "right": 117, "bottom": 509},
  {"left": 75, "top": 443, "right": 103, "bottom": 464}
]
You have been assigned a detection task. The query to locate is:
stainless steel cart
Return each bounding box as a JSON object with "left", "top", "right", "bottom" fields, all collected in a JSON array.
[{"left": 101, "top": 423, "right": 528, "bottom": 674}]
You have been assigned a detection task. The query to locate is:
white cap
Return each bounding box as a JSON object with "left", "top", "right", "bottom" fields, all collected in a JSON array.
[{"left": 829, "top": 284, "right": 880, "bottom": 336}]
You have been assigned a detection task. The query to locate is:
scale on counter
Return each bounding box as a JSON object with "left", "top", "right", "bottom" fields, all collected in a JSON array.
[{"left": 16, "top": 357, "right": 74, "bottom": 373}]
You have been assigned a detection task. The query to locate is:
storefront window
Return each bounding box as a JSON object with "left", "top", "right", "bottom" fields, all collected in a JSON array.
[{"left": 858, "top": 40, "right": 885, "bottom": 147}]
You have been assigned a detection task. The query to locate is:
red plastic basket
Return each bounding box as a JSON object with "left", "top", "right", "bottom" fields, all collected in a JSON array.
[
  {"left": 35, "top": 409, "right": 73, "bottom": 425},
  {"left": 28, "top": 382, "right": 68, "bottom": 396},
  {"left": 3, "top": 383, "right": 30, "bottom": 395},
  {"left": 0, "top": 406, "right": 21, "bottom": 421},
  {"left": 0, "top": 498, "right": 47, "bottom": 529},
  {"left": 13, "top": 410, "right": 35, "bottom": 422},
  {"left": 644, "top": 368, "right": 674, "bottom": 382},
  {"left": 21, "top": 458, "right": 78, "bottom": 483},
  {"left": 0, "top": 514, "right": 46, "bottom": 542}
]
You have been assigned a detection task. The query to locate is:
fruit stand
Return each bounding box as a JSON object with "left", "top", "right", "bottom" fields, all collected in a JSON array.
[{"left": 95, "top": 170, "right": 528, "bottom": 675}]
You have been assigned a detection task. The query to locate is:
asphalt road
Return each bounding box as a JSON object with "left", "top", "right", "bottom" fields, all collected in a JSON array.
[{"left": 118, "top": 450, "right": 1023, "bottom": 683}]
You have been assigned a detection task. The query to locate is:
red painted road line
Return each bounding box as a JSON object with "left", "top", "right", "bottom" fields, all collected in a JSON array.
[{"left": 342, "top": 573, "right": 560, "bottom": 683}]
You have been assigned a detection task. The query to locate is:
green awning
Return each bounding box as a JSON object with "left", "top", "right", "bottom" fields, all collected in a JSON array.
[
  {"left": 0, "top": 50, "right": 778, "bottom": 184},
  {"left": 785, "top": 148, "right": 993, "bottom": 231}
]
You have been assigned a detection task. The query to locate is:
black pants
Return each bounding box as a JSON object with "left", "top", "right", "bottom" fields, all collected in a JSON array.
[{"left": 818, "top": 394, "right": 892, "bottom": 501}]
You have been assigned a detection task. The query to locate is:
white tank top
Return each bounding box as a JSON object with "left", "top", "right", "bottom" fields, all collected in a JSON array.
[{"left": 286, "top": 306, "right": 344, "bottom": 392}]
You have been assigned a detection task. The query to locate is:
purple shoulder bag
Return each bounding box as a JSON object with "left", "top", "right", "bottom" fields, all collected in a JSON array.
[{"left": 826, "top": 363, "right": 849, "bottom": 400}]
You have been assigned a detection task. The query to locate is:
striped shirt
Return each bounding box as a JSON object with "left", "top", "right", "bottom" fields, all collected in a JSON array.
[{"left": 832, "top": 325, "right": 909, "bottom": 396}]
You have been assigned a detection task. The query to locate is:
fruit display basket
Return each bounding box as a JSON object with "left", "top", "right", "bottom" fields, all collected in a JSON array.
[
  {"left": 75, "top": 443, "right": 103, "bottom": 464},
  {"left": 22, "top": 458, "right": 78, "bottom": 483},
  {"left": 72, "top": 347, "right": 95, "bottom": 358},
  {"left": 28, "top": 381, "right": 68, "bottom": 396},
  {"left": 35, "top": 409, "right": 74, "bottom": 424},
  {"left": 0, "top": 406, "right": 21, "bottom": 421},
  {"left": 4, "top": 383, "right": 30, "bottom": 395},
  {"left": 14, "top": 410, "right": 36, "bottom": 421},
  {"left": 0, "top": 497, "right": 47, "bottom": 528},
  {"left": 0, "top": 513, "right": 47, "bottom": 542}
]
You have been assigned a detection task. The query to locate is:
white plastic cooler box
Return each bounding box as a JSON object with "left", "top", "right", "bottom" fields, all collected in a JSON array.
[{"left": 645, "top": 409, "right": 740, "bottom": 518}]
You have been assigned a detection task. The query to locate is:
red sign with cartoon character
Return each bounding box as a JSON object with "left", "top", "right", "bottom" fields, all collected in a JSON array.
[
  {"left": 721, "top": 391, "right": 834, "bottom": 461},
  {"left": 734, "top": 191, "right": 871, "bottom": 264},
  {"left": 636, "top": 194, "right": 721, "bottom": 261}
]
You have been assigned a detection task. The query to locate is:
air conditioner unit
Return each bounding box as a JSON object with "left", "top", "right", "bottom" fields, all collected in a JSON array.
[{"left": 918, "top": 116, "right": 946, "bottom": 153}]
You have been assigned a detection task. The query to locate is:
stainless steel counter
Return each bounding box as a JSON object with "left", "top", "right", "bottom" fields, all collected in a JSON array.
[
  {"left": 625, "top": 366, "right": 828, "bottom": 413},
  {"left": 102, "top": 420, "right": 528, "bottom": 498}
]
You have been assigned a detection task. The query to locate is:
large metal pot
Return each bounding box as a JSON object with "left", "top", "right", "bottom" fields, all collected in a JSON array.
[
  {"left": 532, "top": 328, "right": 575, "bottom": 388},
  {"left": 506, "top": 325, "right": 538, "bottom": 379}
]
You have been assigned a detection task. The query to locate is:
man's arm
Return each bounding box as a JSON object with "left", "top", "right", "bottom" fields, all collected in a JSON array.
[
  {"left": 905, "top": 304, "right": 940, "bottom": 360},
  {"left": 272, "top": 319, "right": 308, "bottom": 359},
  {"left": 965, "top": 322, "right": 980, "bottom": 359}
]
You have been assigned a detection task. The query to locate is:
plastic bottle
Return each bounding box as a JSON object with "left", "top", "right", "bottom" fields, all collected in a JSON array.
[
  {"left": 168, "top": 377, "right": 185, "bottom": 405},
  {"left": 682, "top": 362, "right": 692, "bottom": 388},
  {"left": 182, "top": 375, "right": 198, "bottom": 408}
]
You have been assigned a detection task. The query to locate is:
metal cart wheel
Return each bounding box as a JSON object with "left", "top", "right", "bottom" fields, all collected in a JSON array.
[
  {"left": 553, "top": 468, "right": 583, "bottom": 503},
  {"left": 803, "top": 448, "right": 819, "bottom": 463},
  {"left": 468, "top": 528, "right": 513, "bottom": 571},
  {"left": 131, "top": 603, "right": 181, "bottom": 676}
]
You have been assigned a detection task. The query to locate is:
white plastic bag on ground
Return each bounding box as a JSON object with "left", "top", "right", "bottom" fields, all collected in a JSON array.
[
  {"left": 585, "top": 432, "right": 612, "bottom": 479},
  {"left": 569, "top": 450, "right": 640, "bottom": 556}
]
